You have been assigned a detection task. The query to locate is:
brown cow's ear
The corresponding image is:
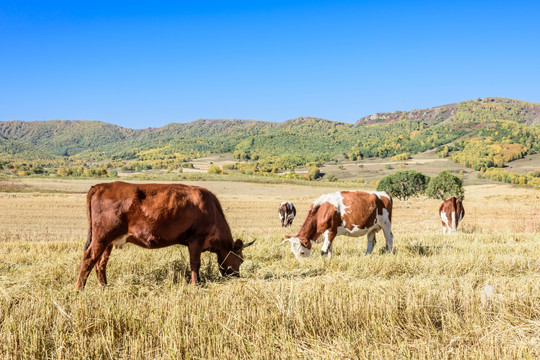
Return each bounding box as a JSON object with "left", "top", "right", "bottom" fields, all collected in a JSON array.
[
  {"left": 299, "top": 237, "right": 312, "bottom": 249},
  {"left": 285, "top": 235, "right": 292, "bottom": 239},
  {"left": 233, "top": 239, "right": 243, "bottom": 252}
]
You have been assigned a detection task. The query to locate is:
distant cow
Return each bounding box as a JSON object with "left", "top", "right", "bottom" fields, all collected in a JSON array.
[
  {"left": 282, "top": 191, "right": 393, "bottom": 259},
  {"left": 75, "top": 181, "right": 254, "bottom": 288},
  {"left": 278, "top": 201, "right": 296, "bottom": 227},
  {"left": 439, "top": 197, "right": 465, "bottom": 233}
]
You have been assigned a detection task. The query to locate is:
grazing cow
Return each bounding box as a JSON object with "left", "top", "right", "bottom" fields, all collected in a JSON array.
[
  {"left": 439, "top": 197, "right": 465, "bottom": 233},
  {"left": 282, "top": 191, "right": 393, "bottom": 259},
  {"left": 278, "top": 201, "right": 296, "bottom": 227},
  {"left": 75, "top": 181, "right": 254, "bottom": 288}
]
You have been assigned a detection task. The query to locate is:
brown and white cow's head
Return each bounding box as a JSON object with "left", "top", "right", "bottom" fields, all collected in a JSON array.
[{"left": 282, "top": 235, "right": 312, "bottom": 259}]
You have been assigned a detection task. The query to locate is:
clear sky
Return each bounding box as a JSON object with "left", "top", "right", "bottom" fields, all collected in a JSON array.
[{"left": 1, "top": 1, "right": 539, "bottom": 128}]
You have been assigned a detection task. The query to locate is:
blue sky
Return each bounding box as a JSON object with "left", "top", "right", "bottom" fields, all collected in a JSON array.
[{"left": 1, "top": 1, "right": 539, "bottom": 128}]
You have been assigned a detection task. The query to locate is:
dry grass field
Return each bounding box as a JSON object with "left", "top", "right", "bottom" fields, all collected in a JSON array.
[{"left": 0, "top": 178, "right": 539, "bottom": 359}]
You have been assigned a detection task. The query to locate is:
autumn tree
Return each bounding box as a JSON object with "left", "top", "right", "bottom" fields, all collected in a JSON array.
[
  {"left": 425, "top": 170, "right": 465, "bottom": 200},
  {"left": 376, "top": 170, "right": 430, "bottom": 201}
]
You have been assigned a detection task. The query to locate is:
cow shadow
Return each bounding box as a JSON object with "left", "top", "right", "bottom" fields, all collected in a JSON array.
[
  {"left": 143, "top": 259, "right": 225, "bottom": 285},
  {"left": 391, "top": 244, "right": 446, "bottom": 257},
  {"left": 262, "top": 267, "right": 326, "bottom": 280},
  {"left": 145, "top": 259, "right": 190, "bottom": 284}
]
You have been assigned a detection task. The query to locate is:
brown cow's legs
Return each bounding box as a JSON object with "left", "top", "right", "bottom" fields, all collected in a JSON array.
[
  {"left": 95, "top": 244, "right": 113, "bottom": 288},
  {"left": 188, "top": 242, "right": 202, "bottom": 285},
  {"left": 75, "top": 243, "right": 108, "bottom": 289}
]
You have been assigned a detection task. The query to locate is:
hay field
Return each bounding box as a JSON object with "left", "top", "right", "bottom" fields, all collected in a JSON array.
[{"left": 0, "top": 178, "right": 539, "bottom": 359}]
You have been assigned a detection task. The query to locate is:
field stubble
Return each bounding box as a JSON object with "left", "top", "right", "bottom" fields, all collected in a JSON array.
[{"left": 0, "top": 179, "right": 539, "bottom": 359}]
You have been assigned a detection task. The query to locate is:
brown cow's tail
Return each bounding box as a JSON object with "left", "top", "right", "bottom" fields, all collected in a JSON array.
[
  {"left": 84, "top": 187, "right": 95, "bottom": 251},
  {"left": 451, "top": 197, "right": 458, "bottom": 232}
]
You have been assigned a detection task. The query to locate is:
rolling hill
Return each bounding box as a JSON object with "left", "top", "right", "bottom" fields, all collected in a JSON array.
[{"left": 1, "top": 97, "right": 539, "bottom": 187}]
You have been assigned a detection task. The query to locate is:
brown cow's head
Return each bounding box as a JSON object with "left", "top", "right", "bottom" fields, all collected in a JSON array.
[
  {"left": 282, "top": 235, "right": 311, "bottom": 259},
  {"left": 218, "top": 239, "right": 255, "bottom": 277}
]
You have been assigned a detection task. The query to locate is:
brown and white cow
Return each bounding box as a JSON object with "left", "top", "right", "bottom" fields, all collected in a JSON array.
[
  {"left": 282, "top": 191, "right": 393, "bottom": 259},
  {"left": 439, "top": 197, "right": 465, "bottom": 233},
  {"left": 278, "top": 201, "right": 296, "bottom": 227},
  {"left": 75, "top": 181, "right": 254, "bottom": 288}
]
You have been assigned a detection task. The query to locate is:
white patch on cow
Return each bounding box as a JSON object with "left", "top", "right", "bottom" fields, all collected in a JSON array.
[
  {"left": 451, "top": 211, "right": 457, "bottom": 232},
  {"left": 112, "top": 234, "right": 130, "bottom": 249},
  {"left": 279, "top": 202, "right": 286, "bottom": 220},
  {"left": 288, "top": 201, "right": 293, "bottom": 208},
  {"left": 459, "top": 210, "right": 464, "bottom": 222},
  {"left": 321, "top": 230, "right": 331, "bottom": 253},
  {"left": 312, "top": 192, "right": 348, "bottom": 217},
  {"left": 338, "top": 223, "right": 368, "bottom": 237},
  {"left": 337, "top": 207, "right": 391, "bottom": 238},
  {"left": 368, "top": 191, "right": 392, "bottom": 201},
  {"left": 286, "top": 237, "right": 311, "bottom": 259},
  {"left": 440, "top": 211, "right": 451, "bottom": 233}
]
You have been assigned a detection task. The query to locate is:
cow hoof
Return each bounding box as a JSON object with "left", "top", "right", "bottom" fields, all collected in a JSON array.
[{"left": 320, "top": 250, "right": 326, "bottom": 256}]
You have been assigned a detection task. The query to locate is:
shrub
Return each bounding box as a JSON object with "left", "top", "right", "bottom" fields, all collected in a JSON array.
[
  {"left": 426, "top": 170, "right": 465, "bottom": 200},
  {"left": 527, "top": 170, "right": 540, "bottom": 178},
  {"left": 286, "top": 171, "right": 299, "bottom": 179},
  {"left": 377, "top": 170, "right": 430, "bottom": 201},
  {"left": 207, "top": 165, "right": 222, "bottom": 175},
  {"left": 391, "top": 152, "right": 411, "bottom": 161},
  {"left": 308, "top": 166, "right": 321, "bottom": 180},
  {"left": 326, "top": 174, "right": 337, "bottom": 182}
]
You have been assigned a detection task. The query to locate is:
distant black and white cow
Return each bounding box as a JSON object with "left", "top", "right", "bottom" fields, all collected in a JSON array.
[
  {"left": 282, "top": 191, "right": 393, "bottom": 259},
  {"left": 278, "top": 201, "right": 296, "bottom": 227},
  {"left": 439, "top": 197, "right": 465, "bottom": 233}
]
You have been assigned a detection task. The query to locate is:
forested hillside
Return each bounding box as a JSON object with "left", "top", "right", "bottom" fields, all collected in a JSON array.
[{"left": 1, "top": 97, "right": 539, "bottom": 187}]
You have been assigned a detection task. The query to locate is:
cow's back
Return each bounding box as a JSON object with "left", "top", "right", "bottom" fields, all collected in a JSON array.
[
  {"left": 439, "top": 197, "right": 460, "bottom": 216},
  {"left": 88, "top": 181, "right": 231, "bottom": 246},
  {"left": 340, "top": 191, "right": 392, "bottom": 227}
]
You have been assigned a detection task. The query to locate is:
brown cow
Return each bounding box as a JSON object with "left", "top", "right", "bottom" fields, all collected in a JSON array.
[
  {"left": 75, "top": 181, "right": 254, "bottom": 288},
  {"left": 282, "top": 191, "right": 393, "bottom": 259},
  {"left": 439, "top": 197, "right": 465, "bottom": 233},
  {"left": 278, "top": 201, "right": 296, "bottom": 227}
]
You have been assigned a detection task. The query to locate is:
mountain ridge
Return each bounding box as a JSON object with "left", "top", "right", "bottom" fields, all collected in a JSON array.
[{"left": 1, "top": 97, "right": 539, "bottom": 183}]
